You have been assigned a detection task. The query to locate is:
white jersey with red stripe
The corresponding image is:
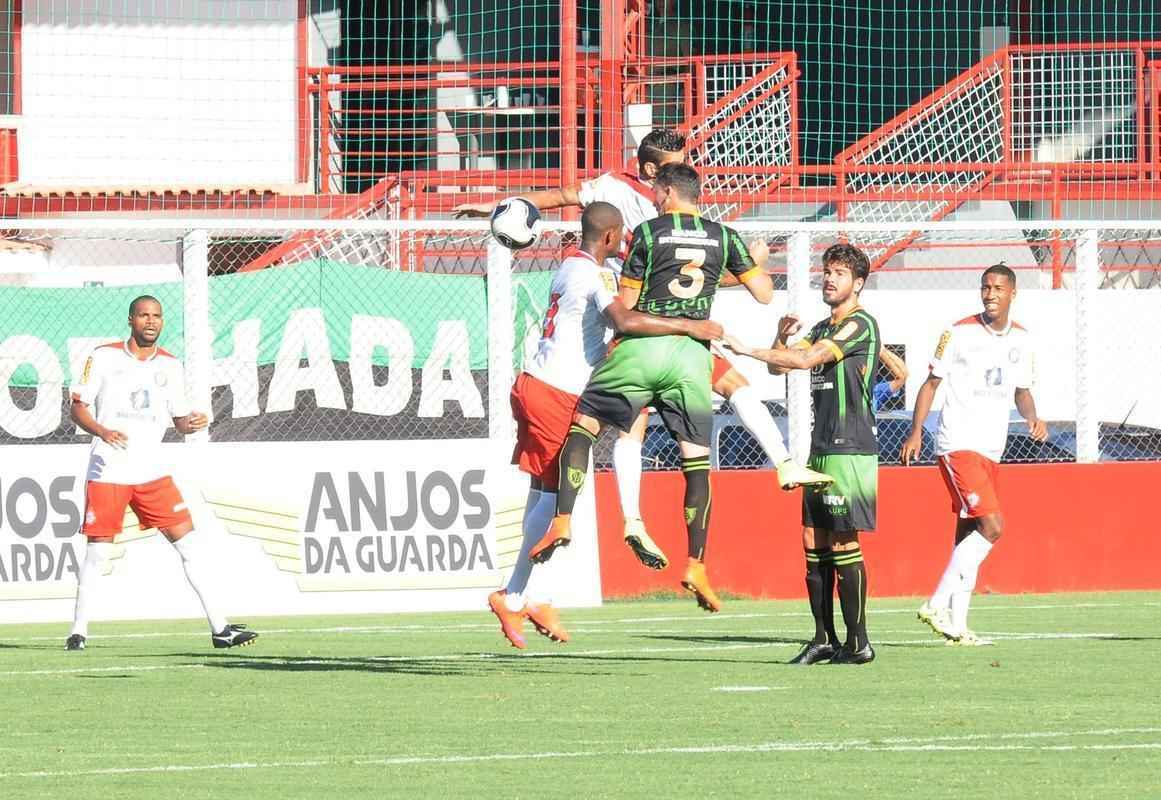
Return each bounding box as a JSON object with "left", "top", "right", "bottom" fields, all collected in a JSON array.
[
  {"left": 578, "top": 171, "right": 658, "bottom": 274},
  {"left": 929, "top": 314, "right": 1035, "bottom": 463},
  {"left": 70, "top": 341, "right": 191, "bottom": 485},
  {"left": 524, "top": 250, "right": 618, "bottom": 396}
]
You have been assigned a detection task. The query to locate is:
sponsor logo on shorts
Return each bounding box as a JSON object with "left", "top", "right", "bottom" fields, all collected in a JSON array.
[
  {"left": 966, "top": 492, "right": 979, "bottom": 509},
  {"left": 85, "top": 508, "right": 97, "bottom": 525},
  {"left": 173, "top": 502, "right": 187, "bottom": 513},
  {"left": 822, "top": 494, "right": 848, "bottom": 509}
]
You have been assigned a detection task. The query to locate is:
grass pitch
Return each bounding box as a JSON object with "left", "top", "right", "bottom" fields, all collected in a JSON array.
[{"left": 2, "top": 592, "right": 1159, "bottom": 799}]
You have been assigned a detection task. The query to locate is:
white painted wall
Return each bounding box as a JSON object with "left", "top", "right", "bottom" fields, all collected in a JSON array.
[{"left": 20, "top": 0, "right": 298, "bottom": 187}]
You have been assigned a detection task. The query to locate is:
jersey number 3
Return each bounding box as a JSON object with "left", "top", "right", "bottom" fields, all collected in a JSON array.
[{"left": 668, "top": 247, "right": 707, "bottom": 299}]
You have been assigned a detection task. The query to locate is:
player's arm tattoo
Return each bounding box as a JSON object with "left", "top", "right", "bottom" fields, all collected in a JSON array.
[{"left": 738, "top": 339, "right": 838, "bottom": 371}]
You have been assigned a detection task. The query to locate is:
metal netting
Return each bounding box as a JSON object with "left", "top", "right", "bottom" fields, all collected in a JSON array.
[{"left": 1, "top": 222, "right": 1157, "bottom": 468}]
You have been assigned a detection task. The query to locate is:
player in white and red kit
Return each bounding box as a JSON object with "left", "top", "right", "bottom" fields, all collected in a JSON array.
[
  {"left": 458, "top": 129, "right": 828, "bottom": 572},
  {"left": 66, "top": 296, "right": 258, "bottom": 651},
  {"left": 487, "top": 202, "right": 723, "bottom": 649},
  {"left": 901, "top": 264, "right": 1047, "bottom": 646}
]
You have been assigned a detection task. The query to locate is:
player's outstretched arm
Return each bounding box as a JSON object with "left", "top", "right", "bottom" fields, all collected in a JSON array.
[
  {"left": 603, "top": 299, "right": 723, "bottom": 341},
  {"left": 722, "top": 335, "right": 837, "bottom": 372},
  {"left": 1014, "top": 388, "right": 1048, "bottom": 442},
  {"left": 454, "top": 186, "right": 582, "bottom": 218},
  {"left": 766, "top": 314, "right": 802, "bottom": 375},
  {"left": 173, "top": 412, "right": 210, "bottom": 436},
  {"left": 901, "top": 374, "right": 940, "bottom": 465},
  {"left": 70, "top": 399, "right": 128, "bottom": 449}
]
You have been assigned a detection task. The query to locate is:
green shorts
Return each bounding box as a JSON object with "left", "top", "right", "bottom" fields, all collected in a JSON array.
[
  {"left": 801, "top": 453, "right": 878, "bottom": 532},
  {"left": 576, "top": 335, "right": 713, "bottom": 446}
]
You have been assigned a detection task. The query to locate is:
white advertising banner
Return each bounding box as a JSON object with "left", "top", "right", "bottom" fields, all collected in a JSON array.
[{"left": 0, "top": 441, "right": 602, "bottom": 625}]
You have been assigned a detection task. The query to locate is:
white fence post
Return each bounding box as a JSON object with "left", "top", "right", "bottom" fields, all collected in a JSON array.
[
  {"left": 182, "top": 229, "right": 212, "bottom": 444},
  {"left": 786, "top": 231, "right": 812, "bottom": 464},
  {"left": 1074, "top": 228, "right": 1100, "bottom": 463},
  {"left": 486, "top": 239, "right": 515, "bottom": 448}
]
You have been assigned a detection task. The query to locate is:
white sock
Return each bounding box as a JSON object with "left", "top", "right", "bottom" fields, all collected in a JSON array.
[
  {"left": 612, "top": 435, "right": 643, "bottom": 520},
  {"left": 934, "top": 532, "right": 993, "bottom": 632},
  {"left": 171, "top": 530, "right": 230, "bottom": 634},
  {"left": 523, "top": 491, "right": 561, "bottom": 606},
  {"left": 730, "top": 385, "right": 791, "bottom": 465},
  {"left": 71, "top": 540, "right": 115, "bottom": 638},
  {"left": 504, "top": 488, "right": 556, "bottom": 611}
]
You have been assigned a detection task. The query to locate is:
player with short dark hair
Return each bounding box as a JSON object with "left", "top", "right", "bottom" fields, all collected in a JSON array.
[
  {"left": 458, "top": 131, "right": 827, "bottom": 570},
  {"left": 66, "top": 296, "right": 258, "bottom": 651},
  {"left": 489, "top": 201, "right": 724, "bottom": 648},
  {"left": 526, "top": 163, "right": 775, "bottom": 613},
  {"left": 902, "top": 264, "right": 1045, "bottom": 646},
  {"left": 723, "top": 243, "right": 882, "bottom": 664}
]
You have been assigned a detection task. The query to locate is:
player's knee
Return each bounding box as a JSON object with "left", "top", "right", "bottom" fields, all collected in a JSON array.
[
  {"left": 978, "top": 514, "right": 1004, "bottom": 543},
  {"left": 714, "top": 368, "right": 747, "bottom": 397}
]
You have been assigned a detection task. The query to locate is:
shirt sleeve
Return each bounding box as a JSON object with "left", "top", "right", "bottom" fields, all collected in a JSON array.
[
  {"left": 165, "top": 361, "right": 192, "bottom": 418},
  {"left": 577, "top": 174, "right": 608, "bottom": 207},
  {"left": 591, "top": 268, "right": 617, "bottom": 313},
  {"left": 817, "top": 314, "right": 873, "bottom": 363},
  {"left": 928, "top": 327, "right": 955, "bottom": 378},
  {"left": 619, "top": 221, "right": 650, "bottom": 290},
  {"left": 722, "top": 226, "right": 760, "bottom": 283},
  {"left": 70, "top": 349, "right": 105, "bottom": 406}
]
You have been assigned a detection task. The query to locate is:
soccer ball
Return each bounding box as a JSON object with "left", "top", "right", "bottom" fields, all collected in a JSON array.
[{"left": 489, "top": 197, "right": 542, "bottom": 250}]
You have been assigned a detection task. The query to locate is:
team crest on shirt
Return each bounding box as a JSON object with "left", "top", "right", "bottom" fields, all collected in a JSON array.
[
  {"left": 154, "top": 370, "right": 168, "bottom": 386},
  {"left": 833, "top": 321, "right": 858, "bottom": 341},
  {"left": 130, "top": 388, "right": 151, "bottom": 410},
  {"left": 1008, "top": 348, "right": 1021, "bottom": 363},
  {"left": 599, "top": 270, "right": 617, "bottom": 294}
]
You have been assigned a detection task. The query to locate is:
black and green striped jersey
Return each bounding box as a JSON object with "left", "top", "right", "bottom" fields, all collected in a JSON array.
[
  {"left": 620, "top": 213, "right": 760, "bottom": 321},
  {"left": 803, "top": 308, "right": 881, "bottom": 456}
]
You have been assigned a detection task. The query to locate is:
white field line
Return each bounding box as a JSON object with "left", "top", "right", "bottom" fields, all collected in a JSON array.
[
  {"left": 1, "top": 600, "right": 1136, "bottom": 643},
  {"left": 3, "top": 727, "right": 1159, "bottom": 780},
  {"left": 0, "top": 632, "right": 1121, "bottom": 677},
  {"left": 711, "top": 686, "right": 782, "bottom": 692}
]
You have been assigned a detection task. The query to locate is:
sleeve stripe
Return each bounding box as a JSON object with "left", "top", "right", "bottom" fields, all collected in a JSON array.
[
  {"left": 819, "top": 339, "right": 845, "bottom": 362},
  {"left": 736, "top": 266, "right": 763, "bottom": 284},
  {"left": 619, "top": 277, "right": 643, "bottom": 289}
]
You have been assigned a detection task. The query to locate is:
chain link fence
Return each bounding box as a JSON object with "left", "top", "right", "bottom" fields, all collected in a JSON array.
[{"left": 1, "top": 222, "right": 1158, "bottom": 470}]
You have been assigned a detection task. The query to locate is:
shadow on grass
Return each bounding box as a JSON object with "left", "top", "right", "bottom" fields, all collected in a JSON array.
[{"left": 159, "top": 652, "right": 624, "bottom": 678}]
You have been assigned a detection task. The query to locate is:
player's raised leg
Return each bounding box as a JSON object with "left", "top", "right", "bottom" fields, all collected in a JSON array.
[
  {"left": 617, "top": 411, "right": 670, "bottom": 570},
  {"left": 713, "top": 361, "right": 832, "bottom": 490}
]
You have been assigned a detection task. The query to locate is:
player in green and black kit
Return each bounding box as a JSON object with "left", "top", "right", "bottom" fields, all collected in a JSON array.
[
  {"left": 527, "top": 163, "right": 774, "bottom": 612},
  {"left": 723, "top": 244, "right": 880, "bottom": 663}
]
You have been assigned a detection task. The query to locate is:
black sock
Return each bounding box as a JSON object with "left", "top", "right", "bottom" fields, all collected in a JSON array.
[
  {"left": 834, "top": 546, "right": 869, "bottom": 650},
  {"left": 804, "top": 548, "right": 836, "bottom": 646},
  {"left": 819, "top": 549, "right": 839, "bottom": 644},
  {"left": 681, "top": 456, "right": 711, "bottom": 559},
  {"left": 555, "top": 426, "right": 596, "bottom": 516}
]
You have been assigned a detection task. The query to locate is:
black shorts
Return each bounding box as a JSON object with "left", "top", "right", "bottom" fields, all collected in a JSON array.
[{"left": 801, "top": 453, "right": 878, "bottom": 532}]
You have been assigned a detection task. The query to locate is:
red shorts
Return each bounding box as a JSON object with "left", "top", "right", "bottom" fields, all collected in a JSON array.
[
  {"left": 711, "top": 354, "right": 732, "bottom": 385},
  {"left": 510, "top": 372, "right": 580, "bottom": 490},
  {"left": 937, "top": 451, "right": 1001, "bottom": 519},
  {"left": 82, "top": 476, "right": 192, "bottom": 538}
]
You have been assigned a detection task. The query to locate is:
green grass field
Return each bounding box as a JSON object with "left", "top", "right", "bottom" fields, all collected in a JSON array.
[{"left": 2, "top": 592, "right": 1159, "bottom": 799}]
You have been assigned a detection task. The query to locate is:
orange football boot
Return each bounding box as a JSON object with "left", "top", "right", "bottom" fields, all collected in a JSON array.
[
  {"left": 526, "top": 602, "right": 570, "bottom": 643},
  {"left": 528, "top": 515, "right": 572, "bottom": 564},
  {"left": 487, "top": 590, "right": 527, "bottom": 649},
  {"left": 681, "top": 558, "right": 722, "bottom": 613}
]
